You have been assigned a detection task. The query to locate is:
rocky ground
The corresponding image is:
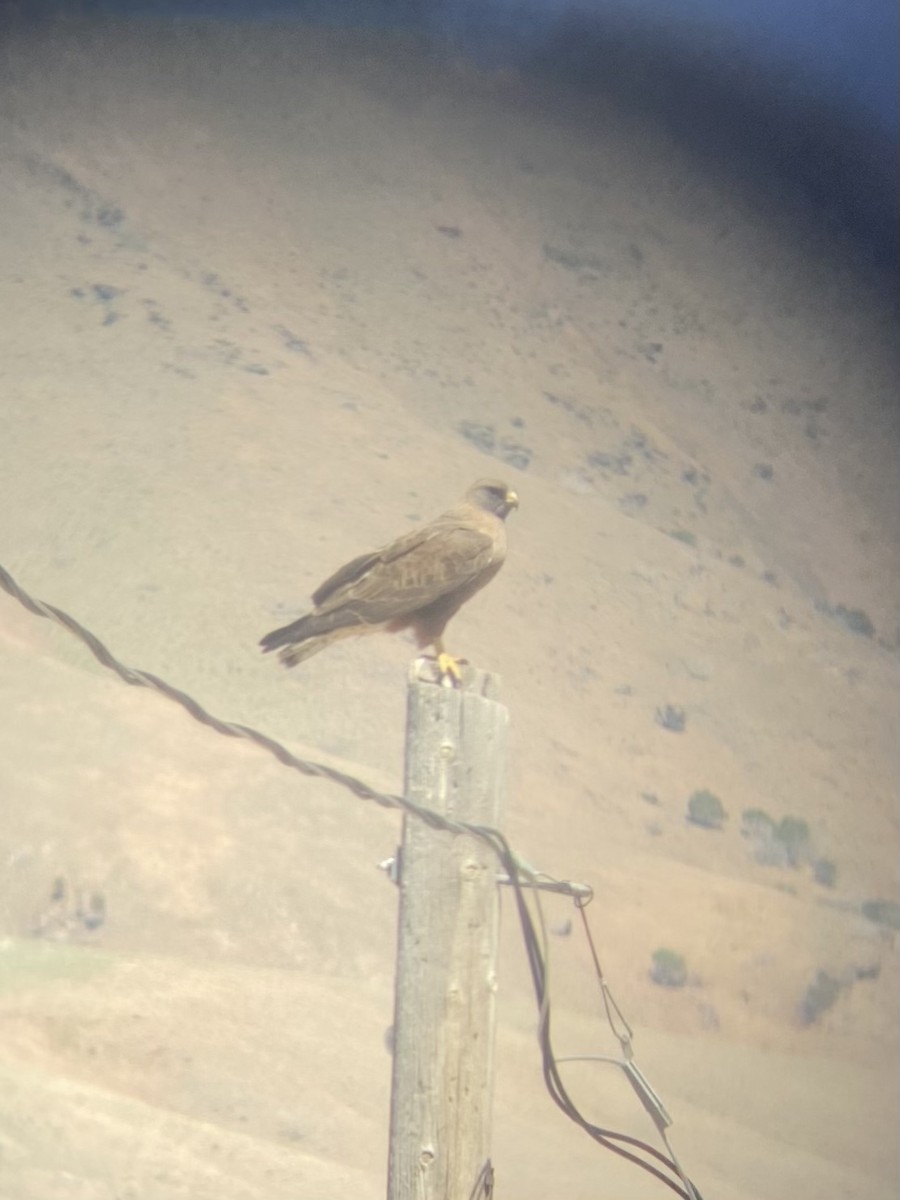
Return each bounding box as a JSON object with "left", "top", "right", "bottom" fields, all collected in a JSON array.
[{"left": 0, "top": 17, "right": 897, "bottom": 1199}]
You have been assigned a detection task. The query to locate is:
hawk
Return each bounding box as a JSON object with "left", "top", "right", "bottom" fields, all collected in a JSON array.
[{"left": 260, "top": 479, "right": 518, "bottom": 683}]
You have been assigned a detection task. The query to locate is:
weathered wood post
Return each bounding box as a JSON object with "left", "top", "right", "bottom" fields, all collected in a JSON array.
[{"left": 386, "top": 661, "right": 508, "bottom": 1200}]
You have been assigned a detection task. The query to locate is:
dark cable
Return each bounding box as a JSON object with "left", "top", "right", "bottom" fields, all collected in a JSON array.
[{"left": 0, "top": 560, "right": 704, "bottom": 1197}]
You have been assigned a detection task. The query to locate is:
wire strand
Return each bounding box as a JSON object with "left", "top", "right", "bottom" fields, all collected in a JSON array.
[{"left": 0, "top": 560, "right": 704, "bottom": 1198}]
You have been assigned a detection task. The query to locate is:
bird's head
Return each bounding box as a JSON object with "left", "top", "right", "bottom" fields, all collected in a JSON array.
[{"left": 468, "top": 479, "right": 519, "bottom": 519}]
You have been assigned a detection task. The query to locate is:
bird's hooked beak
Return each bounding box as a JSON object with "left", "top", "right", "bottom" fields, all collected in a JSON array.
[{"left": 505, "top": 488, "right": 519, "bottom": 514}]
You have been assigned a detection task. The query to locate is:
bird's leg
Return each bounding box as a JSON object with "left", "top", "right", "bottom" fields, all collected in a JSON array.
[{"left": 433, "top": 638, "right": 466, "bottom": 687}]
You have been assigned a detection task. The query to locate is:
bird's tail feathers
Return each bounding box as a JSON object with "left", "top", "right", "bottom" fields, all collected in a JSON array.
[
  {"left": 276, "top": 634, "right": 334, "bottom": 669},
  {"left": 259, "top": 613, "right": 318, "bottom": 654},
  {"left": 260, "top": 610, "right": 385, "bottom": 669}
]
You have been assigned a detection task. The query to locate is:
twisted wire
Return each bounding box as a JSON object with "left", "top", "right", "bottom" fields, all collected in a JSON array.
[{"left": 1, "top": 560, "right": 702, "bottom": 1197}]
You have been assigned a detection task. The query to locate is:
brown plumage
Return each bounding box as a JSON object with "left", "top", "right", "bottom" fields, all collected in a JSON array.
[{"left": 260, "top": 479, "right": 518, "bottom": 682}]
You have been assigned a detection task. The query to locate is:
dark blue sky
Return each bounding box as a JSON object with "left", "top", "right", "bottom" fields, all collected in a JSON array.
[
  {"left": 73, "top": 0, "right": 897, "bottom": 141},
  {"left": 514, "top": 0, "right": 898, "bottom": 139},
  {"left": 12, "top": 0, "right": 897, "bottom": 265}
]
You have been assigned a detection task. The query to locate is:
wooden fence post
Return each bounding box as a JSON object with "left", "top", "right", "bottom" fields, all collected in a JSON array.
[{"left": 386, "top": 661, "right": 508, "bottom": 1200}]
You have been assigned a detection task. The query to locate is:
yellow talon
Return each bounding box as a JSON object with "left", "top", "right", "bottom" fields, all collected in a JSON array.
[{"left": 436, "top": 651, "right": 465, "bottom": 687}]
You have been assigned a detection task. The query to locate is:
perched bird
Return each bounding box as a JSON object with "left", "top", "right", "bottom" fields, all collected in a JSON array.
[{"left": 260, "top": 479, "right": 518, "bottom": 684}]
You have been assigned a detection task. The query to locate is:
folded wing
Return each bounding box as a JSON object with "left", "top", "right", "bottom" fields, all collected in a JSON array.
[{"left": 260, "top": 515, "right": 501, "bottom": 656}]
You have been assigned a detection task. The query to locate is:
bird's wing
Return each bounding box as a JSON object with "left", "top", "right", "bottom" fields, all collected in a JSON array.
[
  {"left": 311, "top": 548, "right": 384, "bottom": 607},
  {"left": 311, "top": 513, "right": 501, "bottom": 622}
]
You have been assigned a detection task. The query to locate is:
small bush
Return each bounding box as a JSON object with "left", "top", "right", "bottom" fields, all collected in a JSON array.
[
  {"left": 832, "top": 605, "right": 875, "bottom": 638},
  {"left": 775, "top": 816, "right": 811, "bottom": 867},
  {"left": 656, "top": 704, "right": 686, "bottom": 732},
  {"left": 742, "top": 808, "right": 812, "bottom": 867},
  {"left": 650, "top": 948, "right": 687, "bottom": 988},
  {"left": 744, "top": 818, "right": 785, "bottom": 864},
  {"left": 800, "top": 970, "right": 842, "bottom": 1025},
  {"left": 741, "top": 808, "right": 775, "bottom": 836},
  {"left": 812, "top": 858, "right": 838, "bottom": 888},
  {"left": 861, "top": 900, "right": 900, "bottom": 931},
  {"left": 816, "top": 601, "right": 876, "bottom": 638},
  {"left": 687, "top": 789, "right": 726, "bottom": 829}
]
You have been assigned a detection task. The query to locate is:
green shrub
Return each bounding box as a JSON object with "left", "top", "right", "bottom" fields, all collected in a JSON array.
[
  {"left": 800, "top": 970, "right": 842, "bottom": 1025},
  {"left": 812, "top": 858, "right": 838, "bottom": 888},
  {"left": 832, "top": 605, "right": 875, "bottom": 638},
  {"left": 687, "top": 789, "right": 726, "bottom": 829},
  {"left": 815, "top": 601, "right": 876, "bottom": 638},
  {"left": 861, "top": 900, "right": 900, "bottom": 930},
  {"left": 741, "top": 808, "right": 775, "bottom": 836},
  {"left": 742, "top": 808, "right": 812, "bottom": 867},
  {"left": 650, "top": 948, "right": 687, "bottom": 988},
  {"left": 775, "top": 816, "right": 811, "bottom": 867},
  {"left": 656, "top": 704, "right": 686, "bottom": 732}
]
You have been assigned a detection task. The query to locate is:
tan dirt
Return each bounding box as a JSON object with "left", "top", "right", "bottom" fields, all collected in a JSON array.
[{"left": 0, "top": 18, "right": 897, "bottom": 1200}]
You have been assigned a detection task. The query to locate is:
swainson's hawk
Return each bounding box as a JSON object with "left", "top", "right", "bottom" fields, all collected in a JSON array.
[{"left": 260, "top": 479, "right": 518, "bottom": 683}]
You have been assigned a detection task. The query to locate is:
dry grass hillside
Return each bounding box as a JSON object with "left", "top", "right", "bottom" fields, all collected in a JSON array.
[{"left": 0, "top": 17, "right": 897, "bottom": 1200}]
